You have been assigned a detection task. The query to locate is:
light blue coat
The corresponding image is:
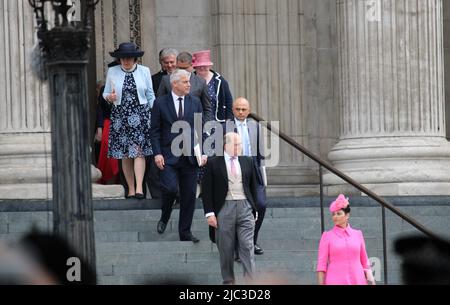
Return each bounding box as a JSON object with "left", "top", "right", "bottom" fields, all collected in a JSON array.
[{"left": 103, "top": 64, "right": 155, "bottom": 107}]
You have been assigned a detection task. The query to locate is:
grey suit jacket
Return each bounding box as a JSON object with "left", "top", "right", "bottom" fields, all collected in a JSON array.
[{"left": 157, "top": 73, "right": 213, "bottom": 123}]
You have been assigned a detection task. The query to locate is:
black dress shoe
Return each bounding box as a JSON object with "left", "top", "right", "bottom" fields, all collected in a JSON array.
[
  {"left": 254, "top": 244, "right": 264, "bottom": 255},
  {"left": 135, "top": 193, "right": 145, "bottom": 200},
  {"left": 125, "top": 194, "right": 135, "bottom": 199},
  {"left": 180, "top": 234, "right": 200, "bottom": 243},
  {"left": 157, "top": 221, "right": 167, "bottom": 234}
]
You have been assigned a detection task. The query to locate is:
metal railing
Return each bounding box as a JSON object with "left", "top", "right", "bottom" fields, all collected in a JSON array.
[{"left": 250, "top": 113, "right": 441, "bottom": 284}]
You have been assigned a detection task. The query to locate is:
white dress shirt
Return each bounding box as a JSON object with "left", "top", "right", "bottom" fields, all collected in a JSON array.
[{"left": 171, "top": 91, "right": 185, "bottom": 117}]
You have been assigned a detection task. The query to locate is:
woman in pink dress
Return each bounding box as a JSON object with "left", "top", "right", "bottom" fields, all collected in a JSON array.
[{"left": 317, "top": 194, "right": 376, "bottom": 285}]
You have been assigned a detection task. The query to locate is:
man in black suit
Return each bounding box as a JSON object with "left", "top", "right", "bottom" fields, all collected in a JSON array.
[
  {"left": 144, "top": 48, "right": 180, "bottom": 200},
  {"left": 202, "top": 132, "right": 259, "bottom": 284},
  {"left": 157, "top": 51, "right": 213, "bottom": 123},
  {"left": 152, "top": 48, "right": 178, "bottom": 97},
  {"left": 151, "top": 69, "right": 207, "bottom": 242}
]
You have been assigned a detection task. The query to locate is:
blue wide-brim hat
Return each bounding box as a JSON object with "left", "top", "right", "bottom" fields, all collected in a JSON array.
[{"left": 110, "top": 42, "right": 144, "bottom": 58}]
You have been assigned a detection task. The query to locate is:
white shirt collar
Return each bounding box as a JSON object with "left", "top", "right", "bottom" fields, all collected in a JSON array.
[
  {"left": 235, "top": 118, "right": 247, "bottom": 127},
  {"left": 224, "top": 152, "right": 237, "bottom": 161},
  {"left": 171, "top": 91, "right": 184, "bottom": 101}
]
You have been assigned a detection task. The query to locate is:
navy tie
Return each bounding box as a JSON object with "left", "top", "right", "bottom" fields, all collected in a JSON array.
[{"left": 178, "top": 97, "right": 183, "bottom": 120}]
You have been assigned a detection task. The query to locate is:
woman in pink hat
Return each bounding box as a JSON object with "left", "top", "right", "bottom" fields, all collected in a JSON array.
[
  {"left": 192, "top": 50, "right": 234, "bottom": 122},
  {"left": 316, "top": 194, "right": 376, "bottom": 285}
]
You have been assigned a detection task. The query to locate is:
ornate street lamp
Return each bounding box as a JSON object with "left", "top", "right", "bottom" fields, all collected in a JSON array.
[{"left": 28, "top": 0, "right": 100, "bottom": 283}]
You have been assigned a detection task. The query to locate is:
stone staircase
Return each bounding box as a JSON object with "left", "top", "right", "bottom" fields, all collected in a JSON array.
[{"left": 1, "top": 197, "right": 449, "bottom": 285}]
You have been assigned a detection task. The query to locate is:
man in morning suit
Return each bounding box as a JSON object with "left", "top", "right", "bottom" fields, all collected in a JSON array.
[
  {"left": 151, "top": 69, "right": 207, "bottom": 242},
  {"left": 225, "top": 97, "right": 267, "bottom": 255},
  {"left": 202, "top": 132, "right": 259, "bottom": 285}
]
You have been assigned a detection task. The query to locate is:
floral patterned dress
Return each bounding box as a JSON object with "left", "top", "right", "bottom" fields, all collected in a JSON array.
[
  {"left": 197, "top": 76, "right": 219, "bottom": 184},
  {"left": 108, "top": 68, "right": 152, "bottom": 159}
]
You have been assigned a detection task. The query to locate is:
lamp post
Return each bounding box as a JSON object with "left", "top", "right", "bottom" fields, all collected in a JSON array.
[{"left": 28, "top": 0, "right": 100, "bottom": 282}]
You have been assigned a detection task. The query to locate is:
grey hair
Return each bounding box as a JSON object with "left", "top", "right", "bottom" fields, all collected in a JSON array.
[
  {"left": 177, "top": 51, "right": 193, "bottom": 64},
  {"left": 170, "top": 69, "right": 191, "bottom": 84},
  {"left": 160, "top": 48, "right": 179, "bottom": 61}
]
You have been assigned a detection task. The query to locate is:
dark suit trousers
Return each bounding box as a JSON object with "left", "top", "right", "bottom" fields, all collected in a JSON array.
[
  {"left": 144, "top": 155, "right": 162, "bottom": 199},
  {"left": 159, "top": 157, "right": 198, "bottom": 239},
  {"left": 254, "top": 184, "right": 267, "bottom": 244}
]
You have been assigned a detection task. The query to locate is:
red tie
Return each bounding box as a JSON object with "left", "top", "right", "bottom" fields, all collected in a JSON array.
[{"left": 230, "top": 157, "right": 237, "bottom": 178}]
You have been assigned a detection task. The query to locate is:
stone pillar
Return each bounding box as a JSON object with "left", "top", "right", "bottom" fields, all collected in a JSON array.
[
  {"left": 325, "top": 0, "right": 450, "bottom": 195},
  {"left": 42, "top": 24, "right": 97, "bottom": 274},
  {"left": 0, "top": 0, "right": 52, "bottom": 199},
  {"left": 444, "top": 0, "right": 450, "bottom": 139},
  {"left": 212, "top": 0, "right": 338, "bottom": 196}
]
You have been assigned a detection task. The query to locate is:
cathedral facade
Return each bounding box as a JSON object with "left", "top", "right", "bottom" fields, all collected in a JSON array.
[{"left": 2, "top": 0, "right": 450, "bottom": 199}]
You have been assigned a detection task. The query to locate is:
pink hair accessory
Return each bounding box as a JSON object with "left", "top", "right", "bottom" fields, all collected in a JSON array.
[{"left": 329, "top": 194, "right": 350, "bottom": 213}]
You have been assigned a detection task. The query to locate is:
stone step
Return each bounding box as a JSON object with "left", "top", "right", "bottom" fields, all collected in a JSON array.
[
  {"left": 97, "top": 250, "right": 319, "bottom": 266},
  {"left": 96, "top": 249, "right": 401, "bottom": 268},
  {"left": 2, "top": 207, "right": 449, "bottom": 239},
  {"left": 97, "top": 269, "right": 402, "bottom": 285},
  {"left": 95, "top": 237, "right": 405, "bottom": 256},
  {"left": 2, "top": 217, "right": 433, "bottom": 240},
  {"left": 3, "top": 204, "right": 450, "bottom": 222},
  {"left": 96, "top": 270, "right": 323, "bottom": 285},
  {"left": 1, "top": 204, "right": 423, "bottom": 286}
]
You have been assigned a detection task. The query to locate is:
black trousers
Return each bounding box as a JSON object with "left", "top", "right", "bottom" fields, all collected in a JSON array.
[
  {"left": 254, "top": 184, "right": 267, "bottom": 244},
  {"left": 144, "top": 155, "right": 162, "bottom": 199},
  {"left": 159, "top": 157, "right": 198, "bottom": 239}
]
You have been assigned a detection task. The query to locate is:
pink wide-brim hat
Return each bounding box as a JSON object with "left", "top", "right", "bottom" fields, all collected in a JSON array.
[
  {"left": 329, "top": 194, "right": 350, "bottom": 213},
  {"left": 192, "top": 50, "right": 214, "bottom": 67}
]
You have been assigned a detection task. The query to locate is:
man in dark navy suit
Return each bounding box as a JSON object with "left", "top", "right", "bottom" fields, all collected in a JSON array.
[
  {"left": 144, "top": 48, "right": 180, "bottom": 200},
  {"left": 151, "top": 69, "right": 207, "bottom": 242}
]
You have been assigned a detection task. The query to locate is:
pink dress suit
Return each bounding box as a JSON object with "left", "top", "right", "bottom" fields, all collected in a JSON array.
[{"left": 317, "top": 224, "right": 371, "bottom": 285}]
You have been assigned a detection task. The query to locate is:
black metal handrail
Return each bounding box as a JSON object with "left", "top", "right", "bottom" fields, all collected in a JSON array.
[{"left": 250, "top": 113, "right": 442, "bottom": 284}]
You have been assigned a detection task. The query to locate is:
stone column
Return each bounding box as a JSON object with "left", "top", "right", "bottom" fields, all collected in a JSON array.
[
  {"left": 212, "top": 0, "right": 338, "bottom": 196},
  {"left": 0, "top": 0, "right": 52, "bottom": 199},
  {"left": 325, "top": 0, "right": 450, "bottom": 195}
]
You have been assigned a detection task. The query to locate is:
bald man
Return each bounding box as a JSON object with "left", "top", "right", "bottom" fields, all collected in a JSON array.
[{"left": 202, "top": 133, "right": 259, "bottom": 285}]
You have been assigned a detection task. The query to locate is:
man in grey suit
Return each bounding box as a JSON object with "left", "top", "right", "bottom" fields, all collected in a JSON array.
[
  {"left": 157, "top": 51, "right": 213, "bottom": 123},
  {"left": 202, "top": 132, "right": 259, "bottom": 285}
]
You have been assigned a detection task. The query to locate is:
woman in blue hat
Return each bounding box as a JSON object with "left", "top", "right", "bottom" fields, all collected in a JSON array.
[{"left": 103, "top": 42, "right": 155, "bottom": 199}]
